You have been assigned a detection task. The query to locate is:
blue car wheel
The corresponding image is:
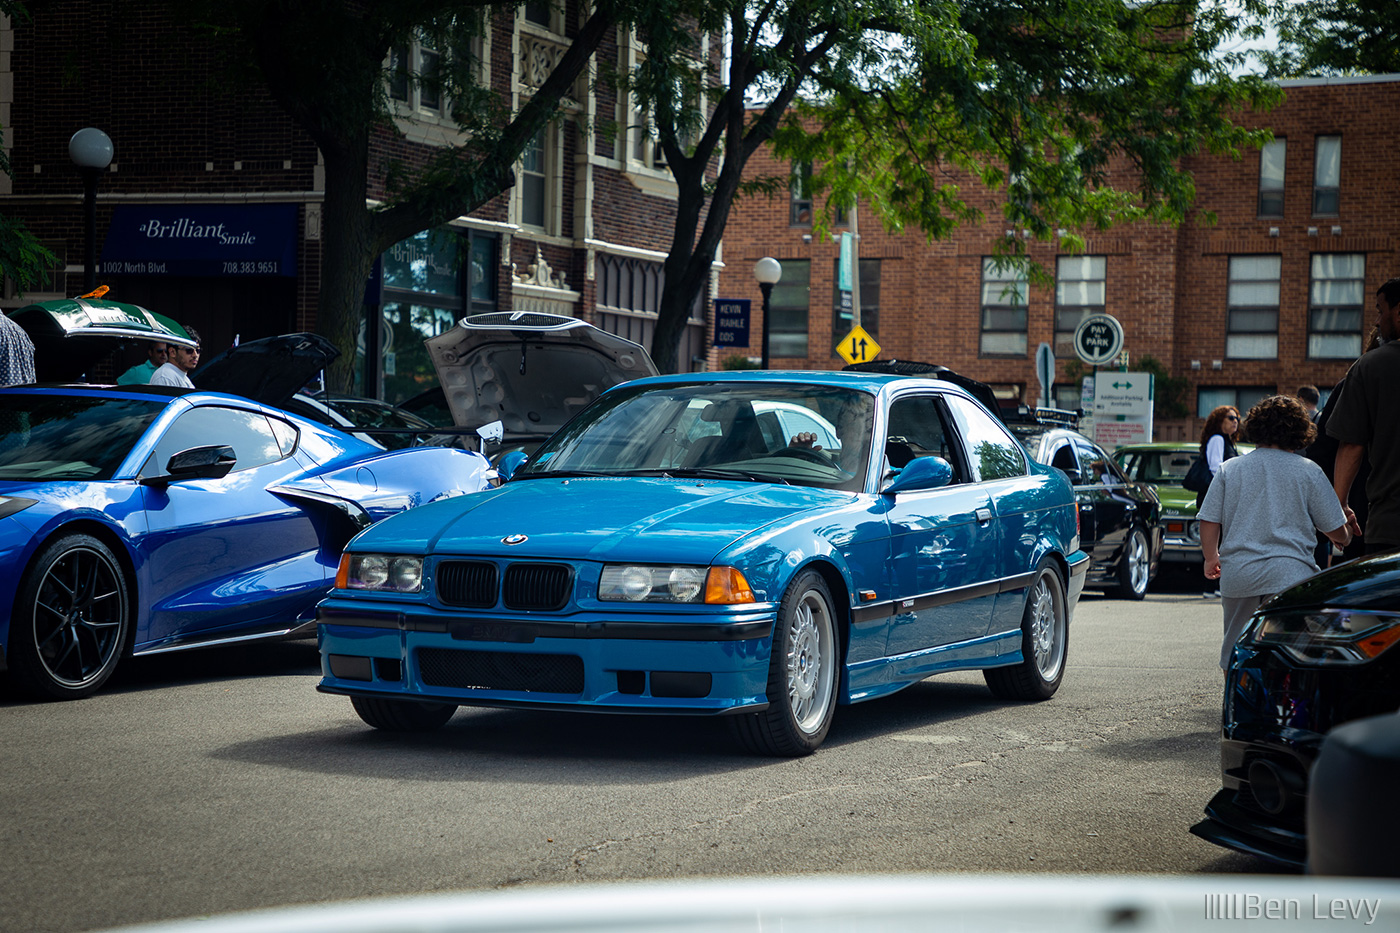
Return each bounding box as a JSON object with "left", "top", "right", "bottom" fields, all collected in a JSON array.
[
  {"left": 984, "top": 561, "right": 1067, "bottom": 701},
  {"left": 351, "top": 695, "right": 459, "bottom": 732},
  {"left": 732, "top": 569, "right": 840, "bottom": 757},
  {"left": 10, "top": 534, "right": 132, "bottom": 701}
]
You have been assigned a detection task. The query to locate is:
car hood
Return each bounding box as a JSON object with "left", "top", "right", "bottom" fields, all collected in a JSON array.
[
  {"left": 424, "top": 312, "right": 657, "bottom": 436},
  {"left": 1264, "top": 551, "right": 1400, "bottom": 614},
  {"left": 192, "top": 333, "right": 339, "bottom": 409},
  {"left": 8, "top": 298, "right": 197, "bottom": 382},
  {"left": 1155, "top": 486, "right": 1196, "bottom": 513},
  {"left": 350, "top": 476, "right": 846, "bottom": 565}
]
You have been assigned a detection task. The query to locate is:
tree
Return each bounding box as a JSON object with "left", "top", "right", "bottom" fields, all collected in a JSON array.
[
  {"left": 0, "top": 1, "right": 57, "bottom": 296},
  {"left": 186, "top": 0, "right": 628, "bottom": 390},
  {"left": 1252, "top": 0, "right": 1400, "bottom": 77},
  {"left": 633, "top": 0, "right": 1281, "bottom": 372}
]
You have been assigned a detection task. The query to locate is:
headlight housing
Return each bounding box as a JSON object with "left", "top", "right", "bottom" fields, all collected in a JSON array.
[
  {"left": 1249, "top": 608, "right": 1400, "bottom": 665},
  {"left": 337, "top": 553, "right": 424, "bottom": 593},
  {"left": 598, "top": 565, "right": 755, "bottom": 604}
]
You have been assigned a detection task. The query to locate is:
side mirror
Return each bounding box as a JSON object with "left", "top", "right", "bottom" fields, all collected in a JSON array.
[
  {"left": 496, "top": 449, "right": 529, "bottom": 482},
  {"left": 881, "top": 456, "right": 953, "bottom": 495},
  {"left": 141, "top": 445, "right": 236, "bottom": 486}
]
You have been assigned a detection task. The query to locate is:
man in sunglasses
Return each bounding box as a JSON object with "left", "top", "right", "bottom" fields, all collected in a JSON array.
[{"left": 150, "top": 327, "right": 201, "bottom": 389}]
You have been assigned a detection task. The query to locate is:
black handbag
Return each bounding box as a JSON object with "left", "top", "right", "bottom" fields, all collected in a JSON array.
[{"left": 1183, "top": 454, "right": 1213, "bottom": 493}]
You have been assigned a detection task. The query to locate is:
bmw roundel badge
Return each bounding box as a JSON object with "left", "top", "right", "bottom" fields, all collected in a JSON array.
[{"left": 502, "top": 533, "right": 528, "bottom": 545}]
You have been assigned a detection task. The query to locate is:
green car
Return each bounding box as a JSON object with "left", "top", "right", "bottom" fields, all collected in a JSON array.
[{"left": 1110, "top": 442, "right": 1251, "bottom": 567}]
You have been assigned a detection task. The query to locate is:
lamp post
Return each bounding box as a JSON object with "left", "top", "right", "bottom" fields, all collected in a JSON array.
[
  {"left": 68, "top": 127, "right": 113, "bottom": 294},
  {"left": 754, "top": 256, "right": 782, "bottom": 369}
]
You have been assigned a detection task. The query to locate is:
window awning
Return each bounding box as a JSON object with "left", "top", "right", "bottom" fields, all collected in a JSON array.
[{"left": 100, "top": 204, "right": 298, "bottom": 277}]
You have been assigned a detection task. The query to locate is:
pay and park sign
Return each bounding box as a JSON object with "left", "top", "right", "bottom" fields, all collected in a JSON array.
[{"left": 1073, "top": 313, "right": 1154, "bottom": 447}]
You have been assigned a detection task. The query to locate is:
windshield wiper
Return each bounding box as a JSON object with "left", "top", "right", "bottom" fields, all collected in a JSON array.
[
  {"left": 661, "top": 467, "right": 790, "bottom": 485},
  {"left": 512, "top": 469, "right": 616, "bottom": 480}
]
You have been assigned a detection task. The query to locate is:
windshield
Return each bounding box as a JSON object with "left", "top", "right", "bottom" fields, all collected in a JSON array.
[
  {"left": 517, "top": 382, "right": 876, "bottom": 491},
  {"left": 0, "top": 395, "right": 164, "bottom": 480}
]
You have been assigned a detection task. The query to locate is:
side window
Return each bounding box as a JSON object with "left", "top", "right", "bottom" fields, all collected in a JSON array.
[
  {"left": 267, "top": 416, "right": 300, "bottom": 458},
  {"left": 1049, "top": 442, "right": 1079, "bottom": 478},
  {"left": 944, "top": 395, "right": 1027, "bottom": 482},
  {"left": 1075, "top": 441, "right": 1112, "bottom": 485},
  {"left": 143, "top": 407, "right": 286, "bottom": 477},
  {"left": 885, "top": 395, "right": 958, "bottom": 478}
]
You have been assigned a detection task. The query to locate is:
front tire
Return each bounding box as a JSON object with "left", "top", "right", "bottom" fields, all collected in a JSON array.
[
  {"left": 984, "top": 562, "right": 1067, "bottom": 701},
  {"left": 351, "top": 695, "right": 457, "bottom": 732},
  {"left": 1112, "top": 526, "right": 1151, "bottom": 600},
  {"left": 10, "top": 534, "right": 132, "bottom": 700},
  {"left": 731, "top": 570, "right": 840, "bottom": 756}
]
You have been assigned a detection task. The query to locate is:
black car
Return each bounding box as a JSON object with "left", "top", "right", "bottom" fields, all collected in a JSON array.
[
  {"left": 1009, "top": 411, "right": 1163, "bottom": 600},
  {"left": 1190, "top": 551, "right": 1400, "bottom": 867}
]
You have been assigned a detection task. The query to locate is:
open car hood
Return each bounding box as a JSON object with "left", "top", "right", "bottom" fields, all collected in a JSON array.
[
  {"left": 425, "top": 312, "right": 657, "bottom": 436},
  {"left": 8, "top": 298, "right": 197, "bottom": 382},
  {"left": 193, "top": 333, "right": 339, "bottom": 409}
]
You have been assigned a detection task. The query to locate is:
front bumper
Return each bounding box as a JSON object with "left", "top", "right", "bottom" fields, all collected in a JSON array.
[{"left": 316, "top": 600, "right": 777, "bottom": 714}]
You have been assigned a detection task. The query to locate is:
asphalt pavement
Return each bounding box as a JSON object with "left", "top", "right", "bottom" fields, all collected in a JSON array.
[{"left": 0, "top": 567, "right": 1277, "bottom": 933}]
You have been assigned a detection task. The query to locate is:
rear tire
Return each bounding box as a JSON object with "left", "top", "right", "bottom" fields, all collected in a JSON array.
[
  {"left": 731, "top": 570, "right": 840, "bottom": 756},
  {"left": 1112, "top": 526, "right": 1151, "bottom": 600},
  {"left": 984, "top": 561, "right": 1067, "bottom": 701},
  {"left": 351, "top": 695, "right": 457, "bottom": 732}
]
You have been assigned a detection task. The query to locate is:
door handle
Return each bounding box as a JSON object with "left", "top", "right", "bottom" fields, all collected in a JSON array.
[{"left": 975, "top": 508, "right": 993, "bottom": 524}]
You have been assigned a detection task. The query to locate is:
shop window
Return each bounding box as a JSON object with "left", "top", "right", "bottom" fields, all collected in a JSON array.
[
  {"left": 980, "top": 257, "right": 1027, "bottom": 356},
  {"left": 1313, "top": 135, "right": 1340, "bottom": 216},
  {"left": 769, "top": 260, "right": 811, "bottom": 358},
  {"left": 1226, "top": 255, "right": 1279, "bottom": 359},
  {"left": 1053, "top": 256, "right": 1106, "bottom": 358},
  {"left": 1308, "top": 253, "right": 1365, "bottom": 360},
  {"left": 1258, "top": 138, "right": 1285, "bottom": 217}
]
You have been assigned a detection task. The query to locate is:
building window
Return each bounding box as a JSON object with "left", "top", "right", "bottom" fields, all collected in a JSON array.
[
  {"left": 1198, "top": 386, "right": 1273, "bottom": 420},
  {"left": 1054, "top": 256, "right": 1106, "bottom": 358},
  {"left": 1309, "top": 253, "right": 1366, "bottom": 359},
  {"left": 831, "top": 258, "right": 880, "bottom": 354},
  {"left": 597, "top": 255, "right": 662, "bottom": 314},
  {"left": 1226, "top": 255, "right": 1280, "bottom": 359},
  {"left": 388, "top": 37, "right": 447, "bottom": 120},
  {"left": 1258, "top": 138, "right": 1285, "bottom": 217},
  {"left": 520, "top": 125, "right": 549, "bottom": 230},
  {"left": 790, "top": 162, "right": 812, "bottom": 226},
  {"left": 1313, "top": 135, "right": 1341, "bottom": 215},
  {"left": 769, "top": 259, "right": 811, "bottom": 358},
  {"left": 980, "top": 257, "right": 1027, "bottom": 356}
]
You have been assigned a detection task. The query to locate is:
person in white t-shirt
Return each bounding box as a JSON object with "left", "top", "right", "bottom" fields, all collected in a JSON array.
[{"left": 150, "top": 327, "right": 200, "bottom": 388}]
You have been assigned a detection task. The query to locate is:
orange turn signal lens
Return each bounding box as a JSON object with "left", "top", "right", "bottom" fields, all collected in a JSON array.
[
  {"left": 335, "top": 553, "right": 351, "bottom": 590},
  {"left": 705, "top": 566, "right": 755, "bottom": 604}
]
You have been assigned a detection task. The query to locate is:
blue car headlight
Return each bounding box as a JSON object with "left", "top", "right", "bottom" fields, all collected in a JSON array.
[
  {"left": 1249, "top": 609, "right": 1400, "bottom": 665},
  {"left": 600, "top": 565, "right": 707, "bottom": 603},
  {"left": 337, "top": 553, "right": 424, "bottom": 593}
]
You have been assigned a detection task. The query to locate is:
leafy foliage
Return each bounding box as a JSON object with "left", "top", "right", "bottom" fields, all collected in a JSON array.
[{"left": 1252, "top": 0, "right": 1400, "bottom": 77}]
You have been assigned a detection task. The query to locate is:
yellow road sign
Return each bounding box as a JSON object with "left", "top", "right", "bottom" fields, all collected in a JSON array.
[{"left": 837, "top": 325, "right": 881, "bottom": 365}]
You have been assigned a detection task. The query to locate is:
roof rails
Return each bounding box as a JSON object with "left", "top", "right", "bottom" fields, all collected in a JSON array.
[{"left": 1005, "top": 404, "right": 1081, "bottom": 428}]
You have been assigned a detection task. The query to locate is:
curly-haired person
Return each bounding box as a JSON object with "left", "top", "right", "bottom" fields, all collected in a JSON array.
[{"left": 1200, "top": 395, "right": 1351, "bottom": 668}]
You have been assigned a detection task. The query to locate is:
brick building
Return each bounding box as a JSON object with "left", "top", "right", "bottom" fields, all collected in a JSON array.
[
  {"left": 0, "top": 2, "right": 711, "bottom": 400},
  {"left": 715, "top": 75, "right": 1400, "bottom": 438}
]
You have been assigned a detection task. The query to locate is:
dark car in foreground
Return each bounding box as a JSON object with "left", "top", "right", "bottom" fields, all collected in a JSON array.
[
  {"left": 317, "top": 370, "right": 1089, "bottom": 756},
  {"left": 1190, "top": 551, "right": 1400, "bottom": 867},
  {"left": 1009, "top": 412, "right": 1163, "bottom": 599}
]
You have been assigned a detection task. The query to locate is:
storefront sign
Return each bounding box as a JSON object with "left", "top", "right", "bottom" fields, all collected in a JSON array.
[
  {"left": 713, "top": 298, "right": 751, "bottom": 347},
  {"left": 100, "top": 204, "right": 298, "bottom": 277}
]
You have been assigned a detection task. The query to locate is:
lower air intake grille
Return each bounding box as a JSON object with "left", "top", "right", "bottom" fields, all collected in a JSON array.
[
  {"left": 503, "top": 562, "right": 573, "bottom": 610},
  {"left": 437, "top": 560, "right": 498, "bottom": 608},
  {"left": 418, "top": 648, "right": 584, "bottom": 694}
]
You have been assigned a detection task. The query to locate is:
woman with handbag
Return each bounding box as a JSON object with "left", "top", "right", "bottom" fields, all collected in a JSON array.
[{"left": 1194, "top": 405, "right": 1241, "bottom": 508}]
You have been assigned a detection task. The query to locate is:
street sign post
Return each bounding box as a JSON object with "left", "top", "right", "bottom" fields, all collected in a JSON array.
[
  {"left": 1073, "top": 314, "right": 1124, "bottom": 366},
  {"left": 836, "top": 325, "right": 880, "bottom": 365}
]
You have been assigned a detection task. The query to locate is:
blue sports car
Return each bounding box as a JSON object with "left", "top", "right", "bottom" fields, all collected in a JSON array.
[
  {"left": 0, "top": 300, "right": 493, "bottom": 701},
  {"left": 317, "top": 370, "right": 1090, "bottom": 755}
]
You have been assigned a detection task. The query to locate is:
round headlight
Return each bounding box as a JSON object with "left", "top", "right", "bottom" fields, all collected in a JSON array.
[
  {"left": 357, "top": 555, "right": 389, "bottom": 588},
  {"left": 668, "top": 567, "right": 705, "bottom": 601},
  {"left": 618, "top": 566, "right": 653, "bottom": 601},
  {"left": 391, "top": 558, "right": 423, "bottom": 592}
]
